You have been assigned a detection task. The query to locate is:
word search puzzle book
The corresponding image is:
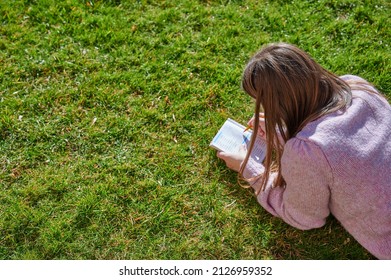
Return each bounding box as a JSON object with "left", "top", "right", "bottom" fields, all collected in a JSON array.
[{"left": 210, "top": 118, "right": 267, "bottom": 163}]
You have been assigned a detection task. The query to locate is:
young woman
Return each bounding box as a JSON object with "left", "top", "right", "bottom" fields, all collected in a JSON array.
[{"left": 217, "top": 43, "right": 391, "bottom": 259}]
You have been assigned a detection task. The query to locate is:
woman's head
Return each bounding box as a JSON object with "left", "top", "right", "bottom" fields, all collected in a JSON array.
[{"left": 240, "top": 43, "right": 352, "bottom": 192}]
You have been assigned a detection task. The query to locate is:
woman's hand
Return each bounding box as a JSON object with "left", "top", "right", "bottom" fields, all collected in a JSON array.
[
  {"left": 217, "top": 145, "right": 247, "bottom": 172},
  {"left": 248, "top": 113, "right": 266, "bottom": 140}
]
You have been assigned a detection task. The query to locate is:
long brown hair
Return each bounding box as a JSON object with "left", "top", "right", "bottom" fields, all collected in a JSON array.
[{"left": 239, "top": 43, "right": 352, "bottom": 193}]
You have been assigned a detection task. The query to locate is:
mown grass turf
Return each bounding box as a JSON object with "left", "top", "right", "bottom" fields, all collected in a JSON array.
[{"left": 0, "top": 0, "right": 389, "bottom": 259}]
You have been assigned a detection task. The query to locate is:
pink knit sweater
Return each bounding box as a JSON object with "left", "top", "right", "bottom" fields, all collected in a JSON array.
[{"left": 243, "top": 75, "right": 391, "bottom": 259}]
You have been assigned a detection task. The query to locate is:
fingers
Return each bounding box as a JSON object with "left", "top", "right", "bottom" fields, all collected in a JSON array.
[
  {"left": 247, "top": 117, "right": 255, "bottom": 127},
  {"left": 216, "top": 151, "right": 226, "bottom": 159},
  {"left": 217, "top": 151, "right": 241, "bottom": 160},
  {"left": 238, "top": 143, "right": 247, "bottom": 154},
  {"left": 217, "top": 151, "right": 234, "bottom": 162},
  {"left": 216, "top": 149, "right": 246, "bottom": 172},
  {"left": 248, "top": 114, "right": 265, "bottom": 125},
  {"left": 248, "top": 115, "right": 266, "bottom": 139}
]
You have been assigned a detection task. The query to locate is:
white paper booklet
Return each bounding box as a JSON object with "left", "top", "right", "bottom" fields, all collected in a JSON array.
[{"left": 210, "top": 118, "right": 267, "bottom": 163}]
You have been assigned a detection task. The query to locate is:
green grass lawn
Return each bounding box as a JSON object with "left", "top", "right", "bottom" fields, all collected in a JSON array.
[{"left": 0, "top": 0, "right": 389, "bottom": 259}]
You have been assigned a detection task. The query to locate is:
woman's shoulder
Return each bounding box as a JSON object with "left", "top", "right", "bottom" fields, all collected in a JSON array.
[
  {"left": 339, "top": 74, "right": 368, "bottom": 83},
  {"left": 340, "top": 74, "right": 384, "bottom": 101},
  {"left": 340, "top": 74, "right": 391, "bottom": 115},
  {"left": 282, "top": 136, "right": 333, "bottom": 182},
  {"left": 292, "top": 80, "right": 391, "bottom": 156}
]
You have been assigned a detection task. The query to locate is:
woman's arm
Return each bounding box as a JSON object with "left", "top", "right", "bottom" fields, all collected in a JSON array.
[{"left": 245, "top": 138, "right": 332, "bottom": 230}]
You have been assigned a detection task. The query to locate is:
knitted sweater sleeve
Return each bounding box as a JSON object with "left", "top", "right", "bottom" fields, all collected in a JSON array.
[{"left": 243, "top": 137, "right": 332, "bottom": 230}]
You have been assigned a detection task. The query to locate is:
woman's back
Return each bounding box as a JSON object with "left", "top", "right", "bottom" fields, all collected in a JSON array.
[{"left": 294, "top": 75, "right": 391, "bottom": 259}]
